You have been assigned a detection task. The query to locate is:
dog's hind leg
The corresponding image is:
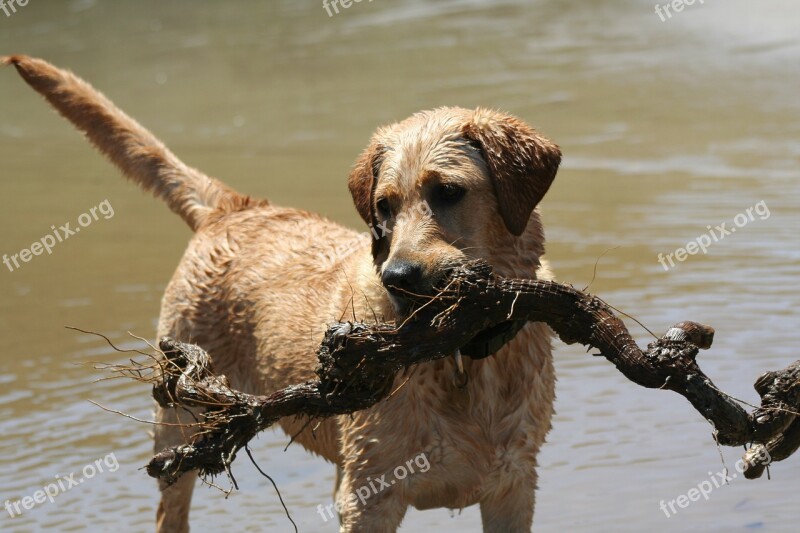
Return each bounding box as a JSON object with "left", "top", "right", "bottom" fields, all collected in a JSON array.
[
  {"left": 152, "top": 310, "right": 209, "bottom": 532},
  {"left": 154, "top": 404, "right": 200, "bottom": 533}
]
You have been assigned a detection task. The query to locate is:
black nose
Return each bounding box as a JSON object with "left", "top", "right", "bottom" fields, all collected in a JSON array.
[{"left": 381, "top": 261, "right": 425, "bottom": 296}]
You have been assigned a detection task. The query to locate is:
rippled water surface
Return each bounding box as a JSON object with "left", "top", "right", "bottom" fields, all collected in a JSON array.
[{"left": 1, "top": 1, "right": 799, "bottom": 531}]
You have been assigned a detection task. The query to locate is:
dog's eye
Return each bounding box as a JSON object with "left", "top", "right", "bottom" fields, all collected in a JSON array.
[
  {"left": 376, "top": 198, "right": 391, "bottom": 217},
  {"left": 434, "top": 184, "right": 466, "bottom": 206}
]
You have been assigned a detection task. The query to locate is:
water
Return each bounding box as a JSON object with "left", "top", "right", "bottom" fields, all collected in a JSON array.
[{"left": 1, "top": 0, "right": 798, "bottom": 531}]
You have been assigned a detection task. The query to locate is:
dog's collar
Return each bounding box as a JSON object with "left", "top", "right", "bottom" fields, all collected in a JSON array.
[{"left": 459, "top": 320, "right": 527, "bottom": 359}]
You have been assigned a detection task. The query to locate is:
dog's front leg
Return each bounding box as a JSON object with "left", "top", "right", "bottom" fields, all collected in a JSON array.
[
  {"left": 336, "top": 467, "right": 408, "bottom": 533},
  {"left": 479, "top": 468, "right": 537, "bottom": 532}
]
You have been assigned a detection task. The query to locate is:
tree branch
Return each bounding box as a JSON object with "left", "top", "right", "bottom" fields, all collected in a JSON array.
[{"left": 136, "top": 261, "right": 798, "bottom": 485}]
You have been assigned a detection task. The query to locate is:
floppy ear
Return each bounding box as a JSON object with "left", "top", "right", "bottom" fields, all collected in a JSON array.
[
  {"left": 348, "top": 138, "right": 391, "bottom": 262},
  {"left": 348, "top": 139, "right": 386, "bottom": 224},
  {"left": 462, "top": 108, "right": 561, "bottom": 236}
]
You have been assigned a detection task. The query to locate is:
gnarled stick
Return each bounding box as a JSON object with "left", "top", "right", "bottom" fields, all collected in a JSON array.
[{"left": 142, "top": 261, "right": 799, "bottom": 485}]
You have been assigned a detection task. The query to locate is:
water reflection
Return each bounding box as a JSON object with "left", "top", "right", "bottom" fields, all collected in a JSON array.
[{"left": 0, "top": 1, "right": 797, "bottom": 531}]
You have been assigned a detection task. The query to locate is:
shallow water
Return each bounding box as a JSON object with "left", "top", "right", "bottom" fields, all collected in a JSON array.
[{"left": 1, "top": 0, "right": 798, "bottom": 531}]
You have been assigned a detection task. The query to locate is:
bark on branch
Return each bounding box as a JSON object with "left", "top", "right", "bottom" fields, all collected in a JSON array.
[{"left": 140, "top": 261, "right": 799, "bottom": 485}]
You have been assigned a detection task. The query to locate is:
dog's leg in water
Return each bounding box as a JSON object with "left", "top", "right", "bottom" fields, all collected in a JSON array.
[
  {"left": 336, "top": 468, "right": 408, "bottom": 533},
  {"left": 333, "top": 465, "right": 346, "bottom": 527},
  {"left": 479, "top": 470, "right": 537, "bottom": 533},
  {"left": 154, "top": 405, "right": 200, "bottom": 533}
]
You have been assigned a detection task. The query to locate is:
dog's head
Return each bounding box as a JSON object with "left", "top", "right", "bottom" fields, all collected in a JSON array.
[{"left": 348, "top": 107, "right": 561, "bottom": 316}]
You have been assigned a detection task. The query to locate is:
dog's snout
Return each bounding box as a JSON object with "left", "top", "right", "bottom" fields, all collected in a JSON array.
[{"left": 381, "top": 261, "right": 425, "bottom": 295}]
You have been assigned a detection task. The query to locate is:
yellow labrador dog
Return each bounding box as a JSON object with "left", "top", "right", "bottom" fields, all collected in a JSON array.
[{"left": 5, "top": 55, "right": 561, "bottom": 533}]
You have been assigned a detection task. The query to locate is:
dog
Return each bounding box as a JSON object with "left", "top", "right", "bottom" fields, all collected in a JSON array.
[{"left": 5, "top": 55, "right": 561, "bottom": 532}]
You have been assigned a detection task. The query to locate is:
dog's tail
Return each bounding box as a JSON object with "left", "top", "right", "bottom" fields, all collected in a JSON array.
[{"left": 2, "top": 55, "right": 246, "bottom": 231}]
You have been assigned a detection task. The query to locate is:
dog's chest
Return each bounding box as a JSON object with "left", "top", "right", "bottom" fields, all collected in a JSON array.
[{"left": 404, "top": 327, "right": 552, "bottom": 442}]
